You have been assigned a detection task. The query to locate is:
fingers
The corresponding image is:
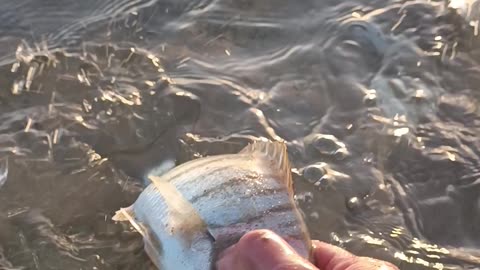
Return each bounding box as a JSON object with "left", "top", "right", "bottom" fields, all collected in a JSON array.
[
  {"left": 216, "top": 230, "right": 317, "bottom": 270},
  {"left": 216, "top": 230, "right": 400, "bottom": 270},
  {"left": 311, "top": 240, "right": 355, "bottom": 269},
  {"left": 312, "top": 241, "right": 399, "bottom": 270}
]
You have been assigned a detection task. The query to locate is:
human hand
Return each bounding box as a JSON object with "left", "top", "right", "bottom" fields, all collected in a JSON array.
[{"left": 216, "top": 230, "right": 399, "bottom": 270}]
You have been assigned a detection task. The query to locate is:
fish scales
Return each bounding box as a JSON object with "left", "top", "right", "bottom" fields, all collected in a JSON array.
[
  {"left": 172, "top": 170, "right": 288, "bottom": 227},
  {"left": 114, "top": 141, "right": 312, "bottom": 270},
  {"left": 131, "top": 184, "right": 214, "bottom": 269}
]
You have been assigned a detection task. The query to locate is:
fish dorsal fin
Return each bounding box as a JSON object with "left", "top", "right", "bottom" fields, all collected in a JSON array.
[{"left": 240, "top": 140, "right": 293, "bottom": 188}]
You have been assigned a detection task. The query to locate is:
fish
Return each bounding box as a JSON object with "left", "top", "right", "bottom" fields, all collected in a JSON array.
[{"left": 113, "top": 140, "right": 312, "bottom": 270}]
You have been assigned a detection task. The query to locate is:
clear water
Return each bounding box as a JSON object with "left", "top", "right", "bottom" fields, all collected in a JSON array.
[{"left": 1, "top": 0, "right": 480, "bottom": 269}]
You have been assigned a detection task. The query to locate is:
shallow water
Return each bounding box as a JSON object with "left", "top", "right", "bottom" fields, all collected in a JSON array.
[{"left": 1, "top": 0, "right": 480, "bottom": 269}]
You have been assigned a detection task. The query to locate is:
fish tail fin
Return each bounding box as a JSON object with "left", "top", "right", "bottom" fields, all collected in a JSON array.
[
  {"left": 112, "top": 206, "right": 134, "bottom": 222},
  {"left": 112, "top": 207, "right": 153, "bottom": 251},
  {"left": 113, "top": 206, "right": 162, "bottom": 268},
  {"left": 240, "top": 140, "right": 313, "bottom": 261},
  {"left": 240, "top": 140, "right": 292, "bottom": 188},
  {"left": 113, "top": 207, "right": 149, "bottom": 240}
]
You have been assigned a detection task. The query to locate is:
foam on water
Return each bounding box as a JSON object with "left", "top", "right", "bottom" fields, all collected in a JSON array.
[{"left": 1, "top": 0, "right": 480, "bottom": 269}]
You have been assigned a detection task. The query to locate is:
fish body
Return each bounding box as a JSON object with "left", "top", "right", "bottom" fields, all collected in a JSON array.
[{"left": 114, "top": 141, "right": 312, "bottom": 270}]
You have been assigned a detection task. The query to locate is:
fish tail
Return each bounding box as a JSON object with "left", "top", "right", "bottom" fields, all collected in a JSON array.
[{"left": 113, "top": 207, "right": 163, "bottom": 268}]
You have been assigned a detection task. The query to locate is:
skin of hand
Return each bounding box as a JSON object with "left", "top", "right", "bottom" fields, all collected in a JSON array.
[{"left": 216, "top": 230, "right": 399, "bottom": 270}]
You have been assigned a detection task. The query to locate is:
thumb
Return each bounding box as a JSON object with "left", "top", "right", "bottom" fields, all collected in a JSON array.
[{"left": 216, "top": 230, "right": 316, "bottom": 270}]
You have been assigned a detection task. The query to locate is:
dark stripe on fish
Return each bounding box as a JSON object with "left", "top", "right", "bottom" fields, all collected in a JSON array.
[
  {"left": 278, "top": 218, "right": 299, "bottom": 229},
  {"left": 207, "top": 202, "right": 294, "bottom": 229},
  {"left": 188, "top": 174, "right": 284, "bottom": 204},
  {"left": 183, "top": 167, "right": 241, "bottom": 202}
]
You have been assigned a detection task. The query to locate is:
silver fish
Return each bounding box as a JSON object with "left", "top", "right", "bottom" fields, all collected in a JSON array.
[{"left": 114, "top": 140, "right": 312, "bottom": 270}]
